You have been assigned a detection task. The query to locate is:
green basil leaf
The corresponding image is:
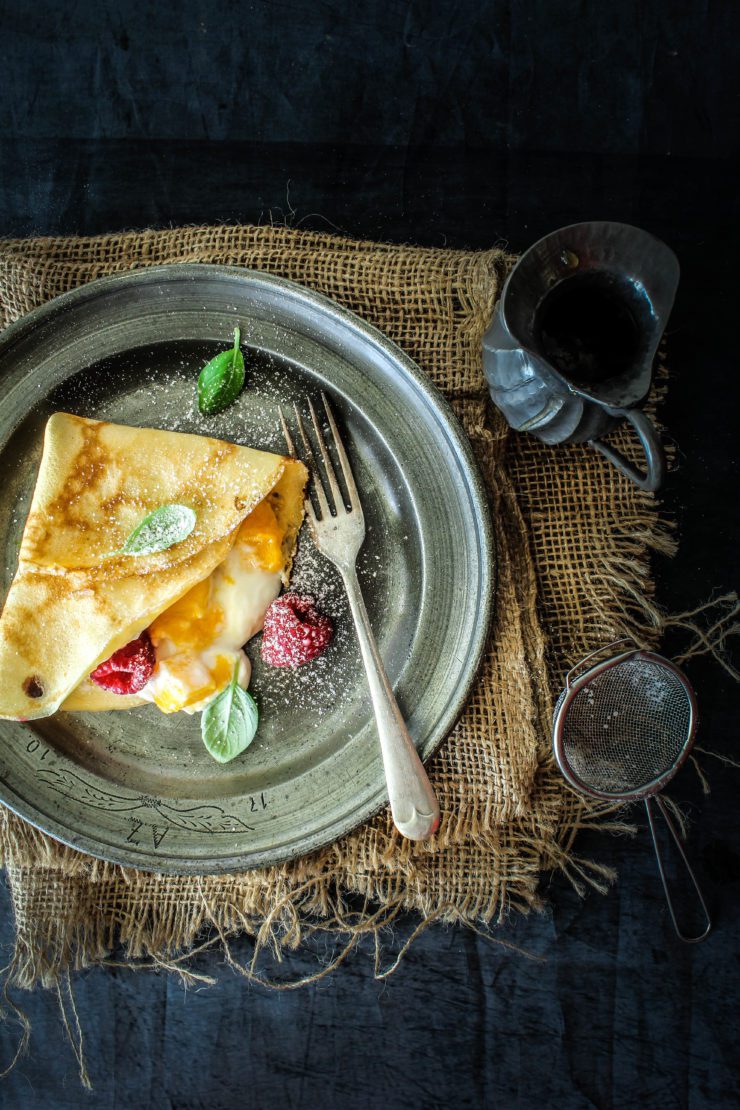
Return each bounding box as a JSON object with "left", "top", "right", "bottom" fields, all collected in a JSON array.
[
  {"left": 197, "top": 326, "right": 246, "bottom": 415},
  {"left": 120, "top": 504, "right": 196, "bottom": 556},
  {"left": 201, "top": 662, "right": 259, "bottom": 764}
]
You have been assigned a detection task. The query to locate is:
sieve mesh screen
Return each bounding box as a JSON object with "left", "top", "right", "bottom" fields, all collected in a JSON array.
[{"left": 558, "top": 658, "right": 692, "bottom": 797}]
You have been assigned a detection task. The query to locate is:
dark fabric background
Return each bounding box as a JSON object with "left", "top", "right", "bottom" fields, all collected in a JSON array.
[{"left": 1, "top": 2, "right": 739, "bottom": 1107}]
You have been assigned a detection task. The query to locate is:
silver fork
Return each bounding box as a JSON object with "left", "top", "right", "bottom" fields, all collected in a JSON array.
[{"left": 280, "top": 393, "right": 440, "bottom": 841}]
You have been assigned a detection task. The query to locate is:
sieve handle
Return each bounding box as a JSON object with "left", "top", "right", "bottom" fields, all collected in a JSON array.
[{"left": 645, "top": 795, "right": 712, "bottom": 943}]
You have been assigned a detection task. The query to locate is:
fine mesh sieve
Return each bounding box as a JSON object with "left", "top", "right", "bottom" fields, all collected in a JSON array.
[{"left": 553, "top": 640, "right": 711, "bottom": 943}]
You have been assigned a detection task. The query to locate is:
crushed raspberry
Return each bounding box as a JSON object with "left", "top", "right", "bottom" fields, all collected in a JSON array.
[
  {"left": 261, "top": 594, "right": 334, "bottom": 667},
  {"left": 90, "top": 631, "right": 156, "bottom": 695}
]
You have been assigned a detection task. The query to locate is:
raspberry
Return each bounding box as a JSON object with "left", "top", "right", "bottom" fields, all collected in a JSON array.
[
  {"left": 261, "top": 594, "right": 334, "bottom": 667},
  {"left": 90, "top": 631, "right": 156, "bottom": 695}
]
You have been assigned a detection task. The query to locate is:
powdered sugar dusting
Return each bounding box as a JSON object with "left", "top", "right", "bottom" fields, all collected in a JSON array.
[
  {"left": 42, "top": 337, "right": 412, "bottom": 757},
  {"left": 248, "top": 528, "right": 359, "bottom": 727}
]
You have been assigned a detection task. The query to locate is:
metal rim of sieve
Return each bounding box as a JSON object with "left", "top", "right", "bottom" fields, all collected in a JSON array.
[{"left": 552, "top": 646, "right": 699, "bottom": 802}]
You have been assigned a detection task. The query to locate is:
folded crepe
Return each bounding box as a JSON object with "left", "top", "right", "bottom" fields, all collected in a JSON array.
[{"left": 0, "top": 413, "right": 307, "bottom": 721}]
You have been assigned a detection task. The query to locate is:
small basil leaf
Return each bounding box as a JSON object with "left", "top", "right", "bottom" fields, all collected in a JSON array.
[
  {"left": 120, "top": 504, "right": 196, "bottom": 556},
  {"left": 197, "top": 326, "right": 246, "bottom": 415},
  {"left": 201, "top": 662, "right": 259, "bottom": 764}
]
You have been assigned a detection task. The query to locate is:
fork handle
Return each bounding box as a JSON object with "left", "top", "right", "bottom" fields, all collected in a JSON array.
[{"left": 341, "top": 566, "right": 440, "bottom": 841}]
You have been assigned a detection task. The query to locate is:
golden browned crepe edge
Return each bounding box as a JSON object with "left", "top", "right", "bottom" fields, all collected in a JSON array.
[
  {"left": 268, "top": 457, "right": 309, "bottom": 586},
  {"left": 60, "top": 457, "right": 308, "bottom": 713},
  {"left": 0, "top": 412, "right": 304, "bottom": 721}
]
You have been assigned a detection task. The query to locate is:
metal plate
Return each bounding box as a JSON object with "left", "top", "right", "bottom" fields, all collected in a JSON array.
[{"left": 0, "top": 265, "right": 494, "bottom": 873}]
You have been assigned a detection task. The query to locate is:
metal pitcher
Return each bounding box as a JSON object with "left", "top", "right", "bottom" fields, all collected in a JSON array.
[{"left": 482, "top": 221, "right": 680, "bottom": 491}]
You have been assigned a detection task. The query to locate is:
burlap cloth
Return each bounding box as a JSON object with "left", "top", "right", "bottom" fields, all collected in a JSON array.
[{"left": 0, "top": 225, "right": 672, "bottom": 993}]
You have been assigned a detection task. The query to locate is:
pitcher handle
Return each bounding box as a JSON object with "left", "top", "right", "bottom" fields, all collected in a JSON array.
[{"left": 588, "top": 408, "right": 666, "bottom": 492}]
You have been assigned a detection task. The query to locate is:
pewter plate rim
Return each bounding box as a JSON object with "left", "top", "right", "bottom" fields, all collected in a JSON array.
[{"left": 0, "top": 264, "right": 495, "bottom": 873}]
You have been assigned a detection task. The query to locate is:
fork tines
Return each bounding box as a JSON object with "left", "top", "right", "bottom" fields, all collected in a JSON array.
[{"left": 280, "top": 393, "right": 361, "bottom": 522}]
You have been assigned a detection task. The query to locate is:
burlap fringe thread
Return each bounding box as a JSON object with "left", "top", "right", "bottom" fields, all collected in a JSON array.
[{"left": 0, "top": 226, "right": 737, "bottom": 1090}]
